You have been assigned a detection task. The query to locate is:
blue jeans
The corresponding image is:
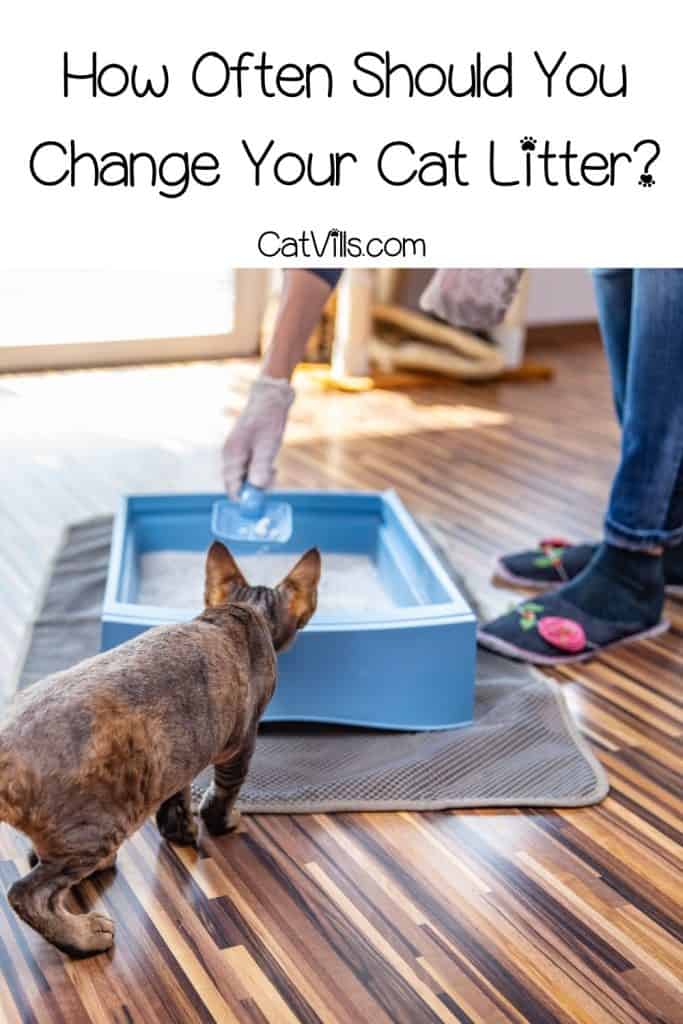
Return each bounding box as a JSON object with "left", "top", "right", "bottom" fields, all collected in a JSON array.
[
  {"left": 308, "top": 268, "right": 343, "bottom": 288},
  {"left": 593, "top": 269, "right": 683, "bottom": 550}
]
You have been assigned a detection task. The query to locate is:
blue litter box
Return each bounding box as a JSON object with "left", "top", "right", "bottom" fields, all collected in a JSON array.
[{"left": 101, "top": 491, "right": 476, "bottom": 730}]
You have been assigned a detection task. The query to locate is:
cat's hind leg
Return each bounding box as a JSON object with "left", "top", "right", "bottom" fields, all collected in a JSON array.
[
  {"left": 8, "top": 847, "right": 118, "bottom": 956},
  {"left": 94, "top": 850, "right": 118, "bottom": 872},
  {"left": 27, "top": 848, "right": 117, "bottom": 873}
]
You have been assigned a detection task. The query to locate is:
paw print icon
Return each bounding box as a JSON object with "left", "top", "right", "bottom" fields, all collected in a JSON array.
[
  {"left": 638, "top": 173, "right": 655, "bottom": 188},
  {"left": 520, "top": 136, "right": 538, "bottom": 152}
]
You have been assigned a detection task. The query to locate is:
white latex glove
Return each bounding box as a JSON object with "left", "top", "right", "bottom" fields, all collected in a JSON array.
[{"left": 222, "top": 375, "right": 295, "bottom": 499}]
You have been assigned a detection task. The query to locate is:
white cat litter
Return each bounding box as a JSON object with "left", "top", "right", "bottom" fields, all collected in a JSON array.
[{"left": 136, "top": 550, "right": 397, "bottom": 615}]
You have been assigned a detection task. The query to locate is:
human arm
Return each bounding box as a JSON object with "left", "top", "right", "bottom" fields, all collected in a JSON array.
[{"left": 222, "top": 269, "right": 342, "bottom": 497}]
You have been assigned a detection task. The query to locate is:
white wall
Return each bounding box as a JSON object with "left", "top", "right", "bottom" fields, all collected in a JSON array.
[{"left": 527, "top": 269, "right": 597, "bottom": 325}]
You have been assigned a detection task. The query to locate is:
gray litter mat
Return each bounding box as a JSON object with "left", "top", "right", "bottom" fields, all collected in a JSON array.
[{"left": 17, "top": 516, "right": 608, "bottom": 812}]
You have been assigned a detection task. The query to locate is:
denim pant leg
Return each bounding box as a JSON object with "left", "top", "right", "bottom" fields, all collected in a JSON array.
[
  {"left": 307, "top": 269, "right": 343, "bottom": 288},
  {"left": 592, "top": 269, "right": 633, "bottom": 424},
  {"left": 604, "top": 269, "right": 683, "bottom": 549}
]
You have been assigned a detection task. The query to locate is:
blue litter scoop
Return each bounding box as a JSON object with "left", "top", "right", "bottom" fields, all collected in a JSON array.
[{"left": 211, "top": 485, "right": 293, "bottom": 544}]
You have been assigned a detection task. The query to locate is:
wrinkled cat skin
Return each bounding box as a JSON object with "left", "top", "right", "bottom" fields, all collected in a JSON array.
[{"left": 0, "top": 542, "right": 320, "bottom": 957}]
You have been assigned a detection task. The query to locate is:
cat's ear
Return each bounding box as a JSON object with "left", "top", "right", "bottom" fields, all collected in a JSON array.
[
  {"left": 279, "top": 548, "right": 321, "bottom": 627},
  {"left": 204, "top": 541, "right": 247, "bottom": 608}
]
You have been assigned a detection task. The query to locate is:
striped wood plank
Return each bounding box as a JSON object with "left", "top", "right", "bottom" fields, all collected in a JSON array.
[{"left": 0, "top": 338, "right": 681, "bottom": 1022}]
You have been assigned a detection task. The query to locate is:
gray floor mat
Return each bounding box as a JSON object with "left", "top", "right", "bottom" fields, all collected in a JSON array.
[{"left": 18, "top": 517, "right": 608, "bottom": 812}]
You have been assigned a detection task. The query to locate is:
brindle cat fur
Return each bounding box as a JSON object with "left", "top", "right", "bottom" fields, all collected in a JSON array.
[{"left": 0, "top": 541, "right": 320, "bottom": 956}]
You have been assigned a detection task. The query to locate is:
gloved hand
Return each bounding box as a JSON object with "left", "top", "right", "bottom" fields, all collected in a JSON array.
[{"left": 222, "top": 375, "right": 296, "bottom": 499}]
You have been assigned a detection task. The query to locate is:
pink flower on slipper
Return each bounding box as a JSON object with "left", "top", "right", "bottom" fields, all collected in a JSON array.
[
  {"left": 540, "top": 537, "right": 571, "bottom": 550},
  {"left": 537, "top": 616, "right": 587, "bottom": 653}
]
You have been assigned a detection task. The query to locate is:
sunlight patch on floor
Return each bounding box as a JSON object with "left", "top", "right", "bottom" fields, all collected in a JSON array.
[{"left": 286, "top": 394, "right": 511, "bottom": 443}]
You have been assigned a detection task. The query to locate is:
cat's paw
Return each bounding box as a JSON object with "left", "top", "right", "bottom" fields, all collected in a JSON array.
[
  {"left": 156, "top": 795, "right": 198, "bottom": 847},
  {"left": 199, "top": 788, "right": 241, "bottom": 836},
  {"left": 55, "top": 912, "right": 116, "bottom": 958},
  {"left": 520, "top": 136, "right": 537, "bottom": 152}
]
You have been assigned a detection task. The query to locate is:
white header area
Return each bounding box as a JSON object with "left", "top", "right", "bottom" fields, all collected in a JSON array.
[{"left": 1, "top": 0, "right": 680, "bottom": 269}]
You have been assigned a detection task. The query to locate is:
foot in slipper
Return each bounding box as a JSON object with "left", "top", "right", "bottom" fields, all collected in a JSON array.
[
  {"left": 480, "top": 543, "right": 670, "bottom": 665},
  {"left": 495, "top": 538, "right": 683, "bottom": 599}
]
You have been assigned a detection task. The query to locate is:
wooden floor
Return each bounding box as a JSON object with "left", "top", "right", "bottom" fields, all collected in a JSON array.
[{"left": 0, "top": 338, "right": 681, "bottom": 1023}]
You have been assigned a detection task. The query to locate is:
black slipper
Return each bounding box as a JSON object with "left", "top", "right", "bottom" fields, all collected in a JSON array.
[
  {"left": 495, "top": 539, "right": 597, "bottom": 589},
  {"left": 496, "top": 539, "right": 683, "bottom": 600},
  {"left": 477, "top": 594, "right": 669, "bottom": 665}
]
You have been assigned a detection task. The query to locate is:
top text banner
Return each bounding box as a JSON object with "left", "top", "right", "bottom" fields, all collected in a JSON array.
[{"left": 1, "top": 0, "right": 680, "bottom": 269}]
